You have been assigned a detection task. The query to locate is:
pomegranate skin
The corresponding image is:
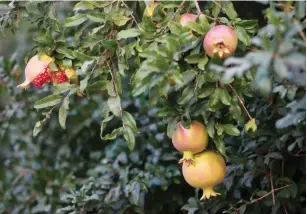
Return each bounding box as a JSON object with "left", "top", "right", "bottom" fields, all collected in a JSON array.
[
  {"left": 182, "top": 150, "right": 226, "bottom": 200},
  {"left": 17, "top": 54, "right": 54, "bottom": 88},
  {"left": 203, "top": 25, "right": 238, "bottom": 59},
  {"left": 172, "top": 121, "right": 208, "bottom": 164},
  {"left": 179, "top": 13, "right": 197, "bottom": 26}
]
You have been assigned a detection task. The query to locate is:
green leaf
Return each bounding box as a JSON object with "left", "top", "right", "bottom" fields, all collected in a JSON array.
[
  {"left": 107, "top": 81, "right": 116, "bottom": 96},
  {"left": 198, "top": 86, "right": 215, "bottom": 98},
  {"left": 62, "top": 59, "right": 72, "bottom": 67},
  {"left": 167, "top": 117, "right": 179, "bottom": 138},
  {"left": 185, "top": 22, "right": 205, "bottom": 34},
  {"left": 33, "top": 121, "right": 43, "bottom": 137},
  {"left": 89, "top": 80, "right": 108, "bottom": 91},
  {"left": 184, "top": 54, "right": 200, "bottom": 64},
  {"left": 212, "top": 3, "right": 221, "bottom": 17},
  {"left": 34, "top": 95, "right": 62, "bottom": 109},
  {"left": 122, "top": 111, "right": 138, "bottom": 132},
  {"left": 123, "top": 126, "right": 135, "bottom": 151},
  {"left": 112, "top": 14, "right": 130, "bottom": 26},
  {"left": 214, "top": 136, "right": 226, "bottom": 156},
  {"left": 74, "top": 51, "right": 93, "bottom": 61},
  {"left": 209, "top": 89, "right": 220, "bottom": 108},
  {"left": 58, "top": 105, "right": 67, "bottom": 129},
  {"left": 197, "top": 56, "right": 208, "bottom": 70},
  {"left": 244, "top": 118, "right": 257, "bottom": 132},
  {"left": 56, "top": 47, "right": 75, "bottom": 59},
  {"left": 87, "top": 12, "right": 105, "bottom": 22},
  {"left": 207, "top": 119, "right": 215, "bottom": 138},
  {"left": 199, "top": 14, "right": 210, "bottom": 32},
  {"left": 235, "top": 26, "right": 250, "bottom": 46},
  {"left": 80, "top": 75, "right": 90, "bottom": 93},
  {"left": 223, "top": 124, "right": 240, "bottom": 136},
  {"left": 73, "top": 1, "right": 95, "bottom": 11},
  {"left": 178, "top": 86, "right": 194, "bottom": 105},
  {"left": 167, "top": 21, "right": 182, "bottom": 35},
  {"left": 100, "top": 114, "right": 114, "bottom": 139},
  {"left": 63, "top": 14, "right": 88, "bottom": 27},
  {"left": 216, "top": 124, "right": 224, "bottom": 135},
  {"left": 220, "top": 89, "right": 232, "bottom": 105},
  {"left": 49, "top": 62, "right": 58, "bottom": 71},
  {"left": 222, "top": 1, "right": 237, "bottom": 20},
  {"left": 158, "top": 78, "right": 170, "bottom": 95},
  {"left": 170, "top": 68, "right": 184, "bottom": 85},
  {"left": 107, "top": 96, "right": 121, "bottom": 116},
  {"left": 117, "top": 28, "right": 141, "bottom": 40},
  {"left": 53, "top": 83, "right": 78, "bottom": 95},
  {"left": 104, "top": 127, "right": 124, "bottom": 140}
]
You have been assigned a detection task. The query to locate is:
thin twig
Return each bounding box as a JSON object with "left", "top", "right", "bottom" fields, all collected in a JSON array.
[
  {"left": 270, "top": 171, "right": 275, "bottom": 205},
  {"left": 228, "top": 84, "right": 253, "bottom": 120},
  {"left": 159, "top": 0, "right": 186, "bottom": 34},
  {"left": 282, "top": 202, "right": 288, "bottom": 214},
  {"left": 212, "top": 0, "right": 222, "bottom": 8},
  {"left": 250, "top": 184, "right": 292, "bottom": 204},
  {"left": 120, "top": 0, "right": 140, "bottom": 28},
  {"left": 194, "top": 0, "right": 202, "bottom": 15},
  {"left": 171, "top": 0, "right": 186, "bottom": 21},
  {"left": 292, "top": 19, "right": 306, "bottom": 41}
]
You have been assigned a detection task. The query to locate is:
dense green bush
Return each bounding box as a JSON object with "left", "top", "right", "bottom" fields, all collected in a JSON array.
[{"left": 0, "top": 1, "right": 305, "bottom": 214}]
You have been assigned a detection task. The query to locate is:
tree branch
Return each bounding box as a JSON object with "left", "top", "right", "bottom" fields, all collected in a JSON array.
[
  {"left": 228, "top": 84, "right": 253, "bottom": 120},
  {"left": 270, "top": 171, "right": 275, "bottom": 205},
  {"left": 250, "top": 184, "right": 292, "bottom": 204},
  {"left": 194, "top": 0, "right": 202, "bottom": 15}
]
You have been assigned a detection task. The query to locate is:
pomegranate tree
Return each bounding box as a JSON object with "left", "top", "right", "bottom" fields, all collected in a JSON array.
[
  {"left": 172, "top": 121, "right": 208, "bottom": 165},
  {"left": 203, "top": 25, "right": 238, "bottom": 59},
  {"left": 182, "top": 150, "right": 226, "bottom": 200}
]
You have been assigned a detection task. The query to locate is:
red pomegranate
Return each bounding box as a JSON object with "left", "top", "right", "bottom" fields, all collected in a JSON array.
[
  {"left": 203, "top": 25, "right": 238, "bottom": 59},
  {"left": 179, "top": 13, "right": 197, "bottom": 26}
]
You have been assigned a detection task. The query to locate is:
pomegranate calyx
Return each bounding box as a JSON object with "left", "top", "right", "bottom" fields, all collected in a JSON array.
[
  {"left": 178, "top": 151, "right": 194, "bottom": 166},
  {"left": 200, "top": 186, "right": 221, "bottom": 200}
]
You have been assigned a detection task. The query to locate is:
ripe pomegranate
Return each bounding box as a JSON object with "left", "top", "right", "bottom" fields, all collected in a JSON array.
[
  {"left": 172, "top": 121, "right": 208, "bottom": 165},
  {"left": 51, "top": 70, "right": 69, "bottom": 85},
  {"left": 203, "top": 25, "right": 238, "bottom": 59},
  {"left": 179, "top": 13, "right": 197, "bottom": 26},
  {"left": 17, "top": 54, "right": 54, "bottom": 88},
  {"left": 182, "top": 150, "right": 226, "bottom": 200}
]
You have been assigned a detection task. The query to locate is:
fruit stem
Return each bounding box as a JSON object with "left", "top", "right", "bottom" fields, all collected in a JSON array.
[
  {"left": 200, "top": 186, "right": 220, "bottom": 200},
  {"left": 178, "top": 151, "right": 194, "bottom": 165},
  {"left": 228, "top": 84, "right": 253, "bottom": 121}
]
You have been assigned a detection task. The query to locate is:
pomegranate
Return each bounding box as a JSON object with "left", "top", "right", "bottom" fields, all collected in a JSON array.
[
  {"left": 51, "top": 70, "right": 69, "bottom": 85},
  {"left": 203, "top": 25, "right": 238, "bottom": 59},
  {"left": 179, "top": 13, "right": 197, "bottom": 26},
  {"left": 172, "top": 121, "right": 208, "bottom": 165},
  {"left": 17, "top": 54, "right": 54, "bottom": 88},
  {"left": 182, "top": 150, "right": 226, "bottom": 200}
]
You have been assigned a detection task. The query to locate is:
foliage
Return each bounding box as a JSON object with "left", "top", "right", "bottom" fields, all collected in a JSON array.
[{"left": 0, "top": 1, "right": 305, "bottom": 214}]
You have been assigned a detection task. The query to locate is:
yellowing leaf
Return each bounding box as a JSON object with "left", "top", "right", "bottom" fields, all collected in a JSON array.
[
  {"left": 64, "top": 68, "right": 76, "bottom": 79},
  {"left": 145, "top": 1, "right": 159, "bottom": 17},
  {"left": 244, "top": 118, "right": 257, "bottom": 132}
]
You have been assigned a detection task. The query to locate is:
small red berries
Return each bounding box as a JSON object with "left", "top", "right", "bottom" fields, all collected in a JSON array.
[{"left": 203, "top": 25, "right": 238, "bottom": 59}]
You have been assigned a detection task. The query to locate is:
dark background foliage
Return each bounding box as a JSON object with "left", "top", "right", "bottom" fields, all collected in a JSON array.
[{"left": 0, "top": 1, "right": 305, "bottom": 214}]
